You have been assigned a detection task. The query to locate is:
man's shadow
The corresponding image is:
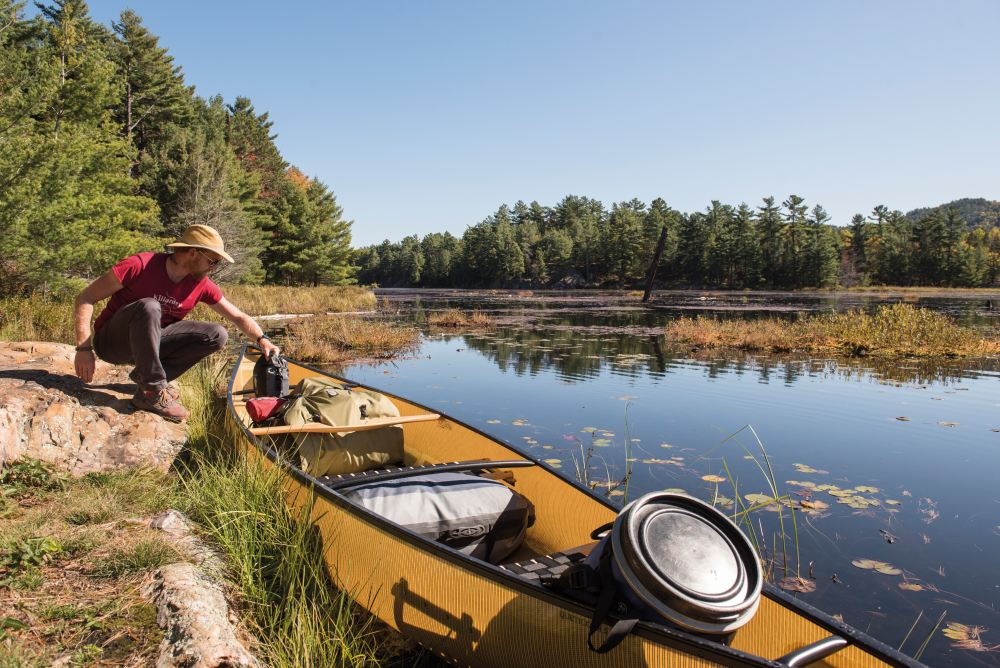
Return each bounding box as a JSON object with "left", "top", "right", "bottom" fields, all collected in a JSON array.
[{"left": 0, "top": 368, "right": 137, "bottom": 412}]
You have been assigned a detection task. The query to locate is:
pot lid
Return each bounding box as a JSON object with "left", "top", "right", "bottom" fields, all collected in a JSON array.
[
  {"left": 612, "top": 492, "right": 762, "bottom": 626},
  {"left": 631, "top": 506, "right": 743, "bottom": 602}
]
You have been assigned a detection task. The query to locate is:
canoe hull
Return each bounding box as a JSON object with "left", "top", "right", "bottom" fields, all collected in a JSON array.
[{"left": 227, "top": 346, "right": 922, "bottom": 668}]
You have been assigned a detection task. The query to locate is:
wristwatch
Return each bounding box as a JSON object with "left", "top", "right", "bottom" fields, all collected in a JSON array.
[{"left": 256, "top": 334, "right": 269, "bottom": 344}]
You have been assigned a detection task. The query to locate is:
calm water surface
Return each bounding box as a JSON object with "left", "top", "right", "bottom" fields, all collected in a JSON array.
[{"left": 342, "top": 290, "right": 1000, "bottom": 667}]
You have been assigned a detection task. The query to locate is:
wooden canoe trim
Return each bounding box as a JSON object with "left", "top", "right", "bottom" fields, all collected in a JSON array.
[{"left": 249, "top": 413, "right": 442, "bottom": 436}]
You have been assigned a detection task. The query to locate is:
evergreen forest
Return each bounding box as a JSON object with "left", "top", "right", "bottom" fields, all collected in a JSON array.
[
  {"left": 0, "top": 0, "right": 355, "bottom": 295},
  {"left": 357, "top": 197, "right": 1000, "bottom": 289},
  {"left": 3, "top": 1, "right": 998, "bottom": 296}
]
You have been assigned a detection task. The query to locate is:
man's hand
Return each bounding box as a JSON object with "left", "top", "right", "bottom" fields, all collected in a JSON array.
[
  {"left": 75, "top": 350, "right": 96, "bottom": 383},
  {"left": 261, "top": 338, "right": 281, "bottom": 360}
]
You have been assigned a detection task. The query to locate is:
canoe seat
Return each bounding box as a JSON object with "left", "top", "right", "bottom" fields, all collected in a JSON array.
[{"left": 500, "top": 543, "right": 596, "bottom": 583}]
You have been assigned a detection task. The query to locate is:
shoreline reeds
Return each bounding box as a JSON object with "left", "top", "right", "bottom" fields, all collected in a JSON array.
[
  {"left": 666, "top": 304, "right": 1000, "bottom": 357},
  {"left": 282, "top": 316, "right": 420, "bottom": 363},
  {"left": 426, "top": 309, "right": 495, "bottom": 329}
]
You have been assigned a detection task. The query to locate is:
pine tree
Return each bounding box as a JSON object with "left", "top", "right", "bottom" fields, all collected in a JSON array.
[
  {"left": 757, "top": 197, "right": 784, "bottom": 286},
  {"left": 803, "top": 205, "right": 839, "bottom": 287},
  {"left": 111, "top": 10, "right": 191, "bottom": 164},
  {"left": 781, "top": 195, "right": 808, "bottom": 286},
  {"left": 0, "top": 0, "right": 160, "bottom": 292}
]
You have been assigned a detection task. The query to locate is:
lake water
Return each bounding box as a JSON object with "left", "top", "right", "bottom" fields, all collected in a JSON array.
[{"left": 343, "top": 289, "right": 1000, "bottom": 667}]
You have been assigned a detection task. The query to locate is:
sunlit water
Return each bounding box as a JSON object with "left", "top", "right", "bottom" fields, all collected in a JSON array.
[{"left": 339, "top": 290, "right": 1000, "bottom": 667}]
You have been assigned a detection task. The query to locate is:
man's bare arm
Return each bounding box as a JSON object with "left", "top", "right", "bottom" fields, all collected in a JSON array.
[
  {"left": 73, "top": 271, "right": 123, "bottom": 382},
  {"left": 209, "top": 297, "right": 280, "bottom": 358}
]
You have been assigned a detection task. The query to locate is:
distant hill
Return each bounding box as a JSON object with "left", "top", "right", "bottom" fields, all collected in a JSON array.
[{"left": 905, "top": 198, "right": 1000, "bottom": 229}]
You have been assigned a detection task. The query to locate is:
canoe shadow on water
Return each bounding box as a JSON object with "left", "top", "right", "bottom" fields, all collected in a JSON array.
[{"left": 390, "top": 578, "right": 650, "bottom": 667}]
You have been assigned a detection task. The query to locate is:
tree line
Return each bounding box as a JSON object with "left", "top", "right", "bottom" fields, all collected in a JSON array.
[
  {"left": 357, "top": 196, "right": 1000, "bottom": 289},
  {"left": 0, "top": 0, "right": 355, "bottom": 295}
]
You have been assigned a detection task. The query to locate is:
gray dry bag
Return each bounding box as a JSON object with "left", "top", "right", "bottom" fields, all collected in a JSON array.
[{"left": 343, "top": 472, "right": 535, "bottom": 564}]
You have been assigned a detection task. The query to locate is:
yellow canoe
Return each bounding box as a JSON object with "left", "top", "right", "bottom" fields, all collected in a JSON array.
[{"left": 226, "top": 345, "right": 923, "bottom": 668}]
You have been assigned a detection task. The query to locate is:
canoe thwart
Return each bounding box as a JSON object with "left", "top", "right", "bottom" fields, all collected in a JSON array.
[
  {"left": 777, "top": 635, "right": 849, "bottom": 667},
  {"left": 324, "top": 459, "right": 537, "bottom": 491},
  {"left": 250, "top": 413, "right": 441, "bottom": 436}
]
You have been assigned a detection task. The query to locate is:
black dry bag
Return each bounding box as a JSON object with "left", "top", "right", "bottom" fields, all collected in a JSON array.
[{"left": 253, "top": 352, "right": 289, "bottom": 398}]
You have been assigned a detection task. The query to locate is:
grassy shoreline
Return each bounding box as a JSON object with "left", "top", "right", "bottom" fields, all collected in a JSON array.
[{"left": 0, "top": 286, "right": 431, "bottom": 667}]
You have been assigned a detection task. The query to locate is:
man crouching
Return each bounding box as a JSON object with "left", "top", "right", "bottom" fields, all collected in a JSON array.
[{"left": 73, "top": 224, "right": 280, "bottom": 421}]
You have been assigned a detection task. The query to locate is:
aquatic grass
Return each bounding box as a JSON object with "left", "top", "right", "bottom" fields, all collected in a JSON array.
[
  {"left": 667, "top": 304, "right": 1000, "bottom": 357},
  {"left": 426, "top": 309, "right": 495, "bottom": 329},
  {"left": 283, "top": 315, "right": 420, "bottom": 364},
  {"left": 699, "top": 425, "right": 802, "bottom": 581}
]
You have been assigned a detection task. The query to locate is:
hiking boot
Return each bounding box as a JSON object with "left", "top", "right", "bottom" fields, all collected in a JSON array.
[
  {"left": 131, "top": 388, "right": 189, "bottom": 422},
  {"left": 129, "top": 368, "right": 180, "bottom": 401}
]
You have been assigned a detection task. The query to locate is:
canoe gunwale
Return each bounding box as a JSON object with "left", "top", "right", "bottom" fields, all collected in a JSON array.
[{"left": 226, "top": 344, "right": 925, "bottom": 668}]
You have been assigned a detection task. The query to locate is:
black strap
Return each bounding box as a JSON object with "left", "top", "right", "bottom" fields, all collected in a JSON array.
[{"left": 585, "top": 539, "right": 638, "bottom": 654}]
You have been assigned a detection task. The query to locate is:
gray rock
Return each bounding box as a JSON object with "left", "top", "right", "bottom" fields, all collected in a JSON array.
[{"left": 0, "top": 341, "right": 186, "bottom": 475}]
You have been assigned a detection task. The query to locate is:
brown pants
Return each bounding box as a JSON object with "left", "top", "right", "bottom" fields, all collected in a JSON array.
[{"left": 93, "top": 298, "right": 228, "bottom": 391}]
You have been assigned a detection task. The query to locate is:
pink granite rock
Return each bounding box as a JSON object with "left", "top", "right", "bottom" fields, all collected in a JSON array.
[{"left": 0, "top": 341, "right": 186, "bottom": 475}]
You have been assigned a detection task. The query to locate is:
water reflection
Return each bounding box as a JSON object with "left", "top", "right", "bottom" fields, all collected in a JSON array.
[
  {"left": 436, "top": 327, "right": 999, "bottom": 386},
  {"left": 349, "top": 289, "right": 1000, "bottom": 667}
]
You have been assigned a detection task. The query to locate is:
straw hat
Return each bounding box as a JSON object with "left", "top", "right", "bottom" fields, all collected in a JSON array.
[{"left": 165, "top": 224, "right": 235, "bottom": 263}]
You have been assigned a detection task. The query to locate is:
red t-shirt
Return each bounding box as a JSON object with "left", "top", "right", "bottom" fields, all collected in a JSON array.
[{"left": 94, "top": 252, "right": 223, "bottom": 331}]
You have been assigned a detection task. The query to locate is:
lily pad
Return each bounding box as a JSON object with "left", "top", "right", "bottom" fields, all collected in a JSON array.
[
  {"left": 793, "top": 463, "right": 829, "bottom": 474},
  {"left": 486, "top": 419, "right": 501, "bottom": 424},
  {"left": 778, "top": 576, "right": 816, "bottom": 593},
  {"left": 898, "top": 582, "right": 924, "bottom": 591},
  {"left": 662, "top": 488, "right": 685, "bottom": 494},
  {"left": 852, "top": 559, "right": 902, "bottom": 576},
  {"left": 744, "top": 493, "right": 776, "bottom": 506},
  {"left": 702, "top": 474, "right": 727, "bottom": 483},
  {"left": 581, "top": 427, "right": 598, "bottom": 433},
  {"left": 800, "top": 500, "right": 829, "bottom": 510},
  {"left": 592, "top": 438, "right": 613, "bottom": 447},
  {"left": 938, "top": 421, "right": 959, "bottom": 427},
  {"left": 855, "top": 485, "right": 880, "bottom": 494}
]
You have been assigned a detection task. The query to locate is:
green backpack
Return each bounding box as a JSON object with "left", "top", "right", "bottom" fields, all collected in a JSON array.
[{"left": 280, "top": 377, "right": 404, "bottom": 477}]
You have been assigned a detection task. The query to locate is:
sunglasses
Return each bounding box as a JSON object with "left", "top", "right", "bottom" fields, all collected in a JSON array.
[{"left": 196, "top": 248, "right": 223, "bottom": 267}]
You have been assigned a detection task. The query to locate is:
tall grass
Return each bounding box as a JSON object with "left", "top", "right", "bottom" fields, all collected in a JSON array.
[
  {"left": 0, "top": 286, "right": 376, "bottom": 344},
  {"left": 426, "top": 310, "right": 495, "bottom": 329},
  {"left": 283, "top": 316, "right": 420, "bottom": 364},
  {"left": 0, "top": 293, "right": 75, "bottom": 343},
  {"left": 220, "top": 285, "right": 376, "bottom": 317},
  {"left": 176, "top": 359, "right": 399, "bottom": 668},
  {"left": 667, "top": 304, "right": 1000, "bottom": 357},
  {"left": 700, "top": 425, "right": 802, "bottom": 582}
]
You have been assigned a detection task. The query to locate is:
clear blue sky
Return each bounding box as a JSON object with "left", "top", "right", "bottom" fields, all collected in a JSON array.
[{"left": 81, "top": 1, "right": 999, "bottom": 246}]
